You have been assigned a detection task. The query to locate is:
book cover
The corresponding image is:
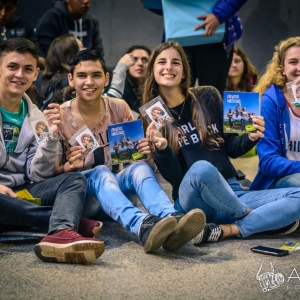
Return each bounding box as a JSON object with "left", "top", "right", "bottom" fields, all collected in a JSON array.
[
  {"left": 107, "top": 120, "right": 146, "bottom": 165},
  {"left": 223, "top": 92, "right": 260, "bottom": 134}
]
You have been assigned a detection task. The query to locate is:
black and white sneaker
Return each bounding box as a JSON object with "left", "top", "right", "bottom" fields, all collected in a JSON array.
[
  {"left": 138, "top": 215, "right": 177, "bottom": 253},
  {"left": 193, "top": 223, "right": 223, "bottom": 246}
]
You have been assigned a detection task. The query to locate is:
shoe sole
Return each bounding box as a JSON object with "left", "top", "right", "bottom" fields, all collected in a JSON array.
[
  {"left": 143, "top": 216, "right": 177, "bottom": 253},
  {"left": 34, "top": 240, "right": 105, "bottom": 264},
  {"left": 92, "top": 222, "right": 103, "bottom": 238},
  {"left": 278, "top": 220, "right": 300, "bottom": 235},
  {"left": 163, "top": 209, "right": 206, "bottom": 251}
]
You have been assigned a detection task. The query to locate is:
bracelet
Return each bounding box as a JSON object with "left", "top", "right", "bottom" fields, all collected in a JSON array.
[
  {"left": 227, "top": 224, "right": 232, "bottom": 238},
  {"left": 46, "top": 132, "right": 61, "bottom": 141}
]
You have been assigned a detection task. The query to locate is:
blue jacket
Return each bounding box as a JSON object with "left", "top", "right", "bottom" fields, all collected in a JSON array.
[
  {"left": 250, "top": 84, "right": 300, "bottom": 190},
  {"left": 151, "top": 0, "right": 247, "bottom": 47},
  {"left": 213, "top": 0, "right": 247, "bottom": 46}
]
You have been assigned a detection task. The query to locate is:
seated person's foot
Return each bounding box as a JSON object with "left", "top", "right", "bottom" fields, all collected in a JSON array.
[
  {"left": 193, "top": 223, "right": 223, "bottom": 246},
  {"left": 263, "top": 220, "right": 299, "bottom": 235},
  {"left": 34, "top": 228, "right": 105, "bottom": 264},
  {"left": 163, "top": 209, "right": 206, "bottom": 251},
  {"left": 78, "top": 217, "right": 103, "bottom": 238},
  {"left": 138, "top": 215, "right": 177, "bottom": 253}
]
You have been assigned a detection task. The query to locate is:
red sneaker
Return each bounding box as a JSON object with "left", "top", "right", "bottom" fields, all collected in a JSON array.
[
  {"left": 78, "top": 217, "right": 103, "bottom": 238},
  {"left": 34, "top": 228, "right": 105, "bottom": 264}
]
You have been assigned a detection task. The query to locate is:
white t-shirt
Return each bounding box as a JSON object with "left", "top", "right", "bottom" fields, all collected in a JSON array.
[{"left": 286, "top": 107, "right": 300, "bottom": 160}]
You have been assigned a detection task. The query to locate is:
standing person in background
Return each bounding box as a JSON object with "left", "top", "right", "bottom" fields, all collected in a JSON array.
[
  {"left": 225, "top": 46, "right": 260, "bottom": 92},
  {"left": 36, "top": 0, "right": 103, "bottom": 68},
  {"left": 251, "top": 37, "right": 300, "bottom": 190},
  {"left": 144, "top": 0, "right": 247, "bottom": 95},
  {"left": 106, "top": 45, "right": 151, "bottom": 115}
]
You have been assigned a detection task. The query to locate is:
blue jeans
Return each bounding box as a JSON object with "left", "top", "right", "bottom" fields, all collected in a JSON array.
[
  {"left": 174, "top": 161, "right": 300, "bottom": 237},
  {"left": 272, "top": 173, "right": 300, "bottom": 189},
  {"left": 83, "top": 162, "right": 176, "bottom": 236},
  {"left": 0, "top": 173, "right": 87, "bottom": 234}
]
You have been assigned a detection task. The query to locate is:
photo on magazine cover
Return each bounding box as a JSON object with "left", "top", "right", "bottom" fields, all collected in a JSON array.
[
  {"left": 223, "top": 92, "right": 260, "bottom": 133},
  {"left": 139, "top": 95, "right": 174, "bottom": 129},
  {"left": 28, "top": 114, "right": 51, "bottom": 143},
  {"left": 107, "top": 120, "right": 146, "bottom": 165},
  {"left": 286, "top": 80, "right": 300, "bottom": 108},
  {"left": 68, "top": 125, "right": 99, "bottom": 156}
]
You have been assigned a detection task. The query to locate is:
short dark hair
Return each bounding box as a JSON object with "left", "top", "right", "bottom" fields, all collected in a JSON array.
[
  {"left": 0, "top": 37, "right": 39, "bottom": 65},
  {"left": 0, "top": 0, "right": 18, "bottom": 5},
  {"left": 125, "top": 45, "right": 151, "bottom": 56},
  {"left": 69, "top": 48, "right": 106, "bottom": 75}
]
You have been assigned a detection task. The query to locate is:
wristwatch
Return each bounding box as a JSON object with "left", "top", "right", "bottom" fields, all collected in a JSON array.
[{"left": 46, "top": 132, "right": 61, "bottom": 141}]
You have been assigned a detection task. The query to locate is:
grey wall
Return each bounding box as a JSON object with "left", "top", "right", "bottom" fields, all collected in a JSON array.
[{"left": 90, "top": 0, "right": 300, "bottom": 74}]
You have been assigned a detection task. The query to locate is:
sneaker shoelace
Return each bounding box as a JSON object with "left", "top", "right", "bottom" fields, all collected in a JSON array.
[{"left": 207, "top": 227, "right": 222, "bottom": 242}]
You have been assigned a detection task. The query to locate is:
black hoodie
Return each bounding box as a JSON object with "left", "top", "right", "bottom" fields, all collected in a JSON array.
[
  {"left": 0, "top": 15, "right": 37, "bottom": 43},
  {"left": 36, "top": 1, "right": 104, "bottom": 58}
]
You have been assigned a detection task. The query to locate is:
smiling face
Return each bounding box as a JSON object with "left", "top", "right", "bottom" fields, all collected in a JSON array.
[
  {"left": 0, "top": 51, "right": 38, "bottom": 101},
  {"left": 228, "top": 53, "right": 244, "bottom": 79},
  {"left": 153, "top": 47, "right": 184, "bottom": 90},
  {"left": 281, "top": 46, "right": 300, "bottom": 83},
  {"left": 128, "top": 49, "right": 149, "bottom": 79},
  {"left": 68, "top": 59, "right": 109, "bottom": 103}
]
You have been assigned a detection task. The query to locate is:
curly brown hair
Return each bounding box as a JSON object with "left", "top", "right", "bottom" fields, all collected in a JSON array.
[{"left": 254, "top": 37, "right": 300, "bottom": 96}]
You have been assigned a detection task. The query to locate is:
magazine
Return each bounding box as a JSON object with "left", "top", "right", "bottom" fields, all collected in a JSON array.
[
  {"left": 286, "top": 80, "right": 300, "bottom": 108},
  {"left": 107, "top": 120, "right": 146, "bottom": 165},
  {"left": 139, "top": 95, "right": 174, "bottom": 129},
  {"left": 68, "top": 125, "right": 100, "bottom": 156},
  {"left": 223, "top": 91, "right": 260, "bottom": 134}
]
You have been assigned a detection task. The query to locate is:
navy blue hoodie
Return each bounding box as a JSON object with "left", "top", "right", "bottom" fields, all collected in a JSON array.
[{"left": 36, "top": 0, "right": 104, "bottom": 58}]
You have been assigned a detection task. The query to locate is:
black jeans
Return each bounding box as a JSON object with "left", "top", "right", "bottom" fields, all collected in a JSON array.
[
  {"left": 0, "top": 173, "right": 87, "bottom": 234},
  {"left": 184, "top": 43, "right": 234, "bottom": 95}
]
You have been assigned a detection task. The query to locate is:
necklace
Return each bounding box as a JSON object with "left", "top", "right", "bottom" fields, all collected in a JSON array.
[
  {"left": 169, "top": 99, "right": 186, "bottom": 120},
  {"left": 75, "top": 99, "right": 103, "bottom": 133}
]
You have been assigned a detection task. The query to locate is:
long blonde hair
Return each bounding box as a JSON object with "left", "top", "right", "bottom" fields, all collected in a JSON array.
[
  {"left": 142, "top": 41, "right": 223, "bottom": 152},
  {"left": 254, "top": 37, "right": 300, "bottom": 96}
]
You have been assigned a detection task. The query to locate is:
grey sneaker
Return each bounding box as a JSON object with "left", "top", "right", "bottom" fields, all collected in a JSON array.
[
  {"left": 138, "top": 215, "right": 177, "bottom": 253},
  {"left": 193, "top": 223, "right": 223, "bottom": 246},
  {"left": 163, "top": 209, "right": 206, "bottom": 251},
  {"left": 268, "top": 220, "right": 299, "bottom": 235}
]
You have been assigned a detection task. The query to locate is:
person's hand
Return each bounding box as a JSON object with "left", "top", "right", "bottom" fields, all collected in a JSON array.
[
  {"left": 249, "top": 116, "right": 265, "bottom": 141},
  {"left": 194, "top": 13, "right": 220, "bottom": 37},
  {"left": 65, "top": 146, "right": 85, "bottom": 170},
  {"left": 146, "top": 122, "right": 168, "bottom": 150},
  {"left": 136, "top": 137, "right": 152, "bottom": 161},
  {"left": 119, "top": 53, "right": 136, "bottom": 68},
  {"left": 294, "top": 77, "right": 300, "bottom": 85},
  {"left": 43, "top": 103, "right": 61, "bottom": 133},
  {"left": 0, "top": 184, "right": 17, "bottom": 197}
]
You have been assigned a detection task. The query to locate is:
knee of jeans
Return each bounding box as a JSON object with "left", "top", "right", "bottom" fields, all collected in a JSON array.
[
  {"left": 189, "top": 160, "right": 217, "bottom": 179},
  {"left": 64, "top": 172, "right": 87, "bottom": 188},
  {"left": 130, "top": 161, "right": 155, "bottom": 178}
]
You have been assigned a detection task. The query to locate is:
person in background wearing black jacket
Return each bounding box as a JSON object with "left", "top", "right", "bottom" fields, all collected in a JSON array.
[
  {"left": 0, "top": 0, "right": 36, "bottom": 43},
  {"left": 36, "top": 0, "right": 103, "bottom": 68},
  {"left": 143, "top": 41, "right": 300, "bottom": 246}
]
